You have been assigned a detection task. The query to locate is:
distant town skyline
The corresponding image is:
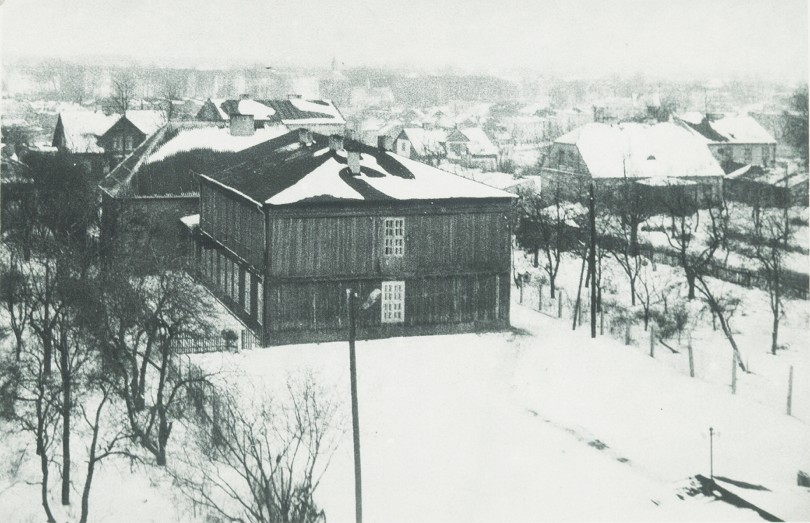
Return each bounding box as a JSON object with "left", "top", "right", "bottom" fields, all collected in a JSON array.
[{"left": 1, "top": 0, "right": 808, "bottom": 82}]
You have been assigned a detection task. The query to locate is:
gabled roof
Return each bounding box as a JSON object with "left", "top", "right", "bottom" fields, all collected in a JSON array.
[
  {"left": 458, "top": 127, "right": 498, "bottom": 156},
  {"left": 54, "top": 111, "right": 118, "bottom": 153},
  {"left": 99, "top": 121, "right": 289, "bottom": 198},
  {"left": 397, "top": 128, "right": 448, "bottom": 157},
  {"left": 554, "top": 122, "right": 724, "bottom": 179},
  {"left": 204, "top": 131, "right": 514, "bottom": 206},
  {"left": 676, "top": 113, "right": 776, "bottom": 144},
  {"left": 124, "top": 110, "right": 166, "bottom": 136},
  {"left": 199, "top": 98, "right": 345, "bottom": 125}
]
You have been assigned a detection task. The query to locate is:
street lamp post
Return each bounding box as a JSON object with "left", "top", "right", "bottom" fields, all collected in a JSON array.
[{"left": 345, "top": 288, "right": 381, "bottom": 523}]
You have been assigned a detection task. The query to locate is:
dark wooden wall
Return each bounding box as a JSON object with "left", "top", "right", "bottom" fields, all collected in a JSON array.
[
  {"left": 266, "top": 203, "right": 512, "bottom": 279},
  {"left": 200, "top": 181, "right": 265, "bottom": 268},
  {"left": 264, "top": 273, "right": 510, "bottom": 344}
]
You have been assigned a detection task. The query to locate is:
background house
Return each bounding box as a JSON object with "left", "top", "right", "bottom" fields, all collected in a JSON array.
[
  {"left": 97, "top": 110, "right": 165, "bottom": 161},
  {"left": 540, "top": 121, "right": 726, "bottom": 211},
  {"left": 197, "top": 95, "right": 346, "bottom": 135},
  {"left": 393, "top": 127, "right": 448, "bottom": 165},
  {"left": 51, "top": 111, "right": 118, "bottom": 178},
  {"left": 444, "top": 127, "right": 499, "bottom": 171},
  {"left": 191, "top": 130, "right": 515, "bottom": 344},
  {"left": 98, "top": 119, "right": 290, "bottom": 253},
  {"left": 675, "top": 112, "right": 778, "bottom": 172}
]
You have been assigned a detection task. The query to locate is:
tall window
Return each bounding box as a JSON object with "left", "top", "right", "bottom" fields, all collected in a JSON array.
[
  {"left": 381, "top": 281, "right": 405, "bottom": 324},
  {"left": 257, "top": 281, "right": 264, "bottom": 325},
  {"left": 383, "top": 217, "right": 405, "bottom": 257},
  {"left": 124, "top": 135, "right": 134, "bottom": 151},
  {"left": 744, "top": 146, "right": 753, "bottom": 163},
  {"left": 245, "top": 273, "right": 252, "bottom": 315}
]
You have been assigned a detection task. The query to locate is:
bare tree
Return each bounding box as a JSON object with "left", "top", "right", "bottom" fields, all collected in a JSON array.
[
  {"left": 175, "top": 376, "right": 343, "bottom": 523},
  {"left": 600, "top": 179, "right": 648, "bottom": 305},
  {"left": 108, "top": 71, "right": 137, "bottom": 116},
  {"left": 515, "top": 184, "right": 578, "bottom": 298},
  {"left": 750, "top": 207, "right": 791, "bottom": 355},
  {"left": 0, "top": 260, "right": 34, "bottom": 361},
  {"left": 657, "top": 187, "right": 723, "bottom": 300}
]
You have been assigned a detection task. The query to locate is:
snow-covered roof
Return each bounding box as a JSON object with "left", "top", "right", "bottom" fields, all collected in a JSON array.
[
  {"left": 100, "top": 122, "right": 289, "bottom": 198},
  {"left": 398, "top": 128, "right": 448, "bottom": 156},
  {"left": 554, "top": 122, "right": 724, "bottom": 179},
  {"left": 676, "top": 113, "right": 776, "bottom": 144},
  {"left": 206, "top": 131, "right": 514, "bottom": 206},
  {"left": 144, "top": 124, "right": 289, "bottom": 165},
  {"left": 125, "top": 110, "right": 166, "bottom": 136},
  {"left": 200, "top": 98, "right": 345, "bottom": 126},
  {"left": 56, "top": 111, "right": 118, "bottom": 153},
  {"left": 458, "top": 128, "right": 498, "bottom": 156}
]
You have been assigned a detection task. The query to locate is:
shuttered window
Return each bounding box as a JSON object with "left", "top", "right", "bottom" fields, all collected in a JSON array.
[
  {"left": 383, "top": 217, "right": 405, "bottom": 257},
  {"left": 381, "top": 281, "right": 405, "bottom": 324}
]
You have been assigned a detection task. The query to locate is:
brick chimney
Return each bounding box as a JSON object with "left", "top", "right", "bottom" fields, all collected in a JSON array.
[
  {"left": 377, "top": 135, "right": 393, "bottom": 151},
  {"left": 298, "top": 128, "right": 313, "bottom": 145},
  {"left": 230, "top": 114, "right": 255, "bottom": 136},
  {"left": 329, "top": 134, "right": 344, "bottom": 151},
  {"left": 347, "top": 150, "right": 361, "bottom": 175},
  {"left": 288, "top": 93, "right": 303, "bottom": 100}
]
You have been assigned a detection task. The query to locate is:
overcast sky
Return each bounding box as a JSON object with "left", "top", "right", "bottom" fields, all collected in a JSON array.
[{"left": 1, "top": 0, "right": 807, "bottom": 81}]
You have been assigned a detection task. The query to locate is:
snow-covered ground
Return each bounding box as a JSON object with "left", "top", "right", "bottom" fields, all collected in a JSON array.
[{"left": 2, "top": 275, "right": 808, "bottom": 521}]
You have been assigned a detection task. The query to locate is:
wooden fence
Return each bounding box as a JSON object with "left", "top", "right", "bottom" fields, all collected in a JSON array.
[{"left": 171, "top": 328, "right": 261, "bottom": 355}]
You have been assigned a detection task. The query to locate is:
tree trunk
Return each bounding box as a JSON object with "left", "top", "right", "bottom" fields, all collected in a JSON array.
[
  {"left": 533, "top": 249, "right": 539, "bottom": 268},
  {"left": 37, "top": 387, "right": 56, "bottom": 523},
  {"left": 686, "top": 272, "right": 696, "bottom": 300},
  {"left": 549, "top": 274, "right": 556, "bottom": 299},
  {"left": 771, "top": 280, "right": 781, "bottom": 355},
  {"left": 629, "top": 277, "right": 636, "bottom": 306},
  {"left": 157, "top": 407, "right": 168, "bottom": 467},
  {"left": 60, "top": 337, "right": 71, "bottom": 506},
  {"left": 716, "top": 311, "right": 747, "bottom": 372}
]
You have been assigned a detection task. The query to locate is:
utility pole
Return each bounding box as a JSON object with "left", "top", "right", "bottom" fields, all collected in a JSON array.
[
  {"left": 346, "top": 289, "right": 363, "bottom": 523},
  {"left": 709, "top": 427, "right": 714, "bottom": 481},
  {"left": 589, "top": 181, "right": 597, "bottom": 338}
]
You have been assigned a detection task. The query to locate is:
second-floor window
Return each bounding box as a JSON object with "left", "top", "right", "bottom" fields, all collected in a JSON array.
[
  {"left": 113, "top": 136, "right": 123, "bottom": 151},
  {"left": 125, "top": 136, "right": 134, "bottom": 150},
  {"left": 383, "top": 217, "right": 405, "bottom": 256}
]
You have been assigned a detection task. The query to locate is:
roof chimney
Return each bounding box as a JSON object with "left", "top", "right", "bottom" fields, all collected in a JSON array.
[
  {"left": 329, "top": 134, "right": 344, "bottom": 152},
  {"left": 239, "top": 93, "right": 251, "bottom": 100},
  {"left": 288, "top": 93, "right": 303, "bottom": 100},
  {"left": 298, "top": 128, "right": 313, "bottom": 145},
  {"left": 377, "top": 135, "right": 393, "bottom": 151},
  {"left": 230, "top": 114, "right": 255, "bottom": 136},
  {"left": 347, "top": 150, "right": 361, "bottom": 175}
]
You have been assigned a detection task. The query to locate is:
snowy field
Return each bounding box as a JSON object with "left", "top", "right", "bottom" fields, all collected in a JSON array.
[{"left": 1, "top": 284, "right": 808, "bottom": 521}]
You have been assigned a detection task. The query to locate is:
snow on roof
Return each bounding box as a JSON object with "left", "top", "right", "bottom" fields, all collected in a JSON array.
[
  {"left": 676, "top": 113, "right": 776, "bottom": 144},
  {"left": 144, "top": 124, "right": 289, "bottom": 165},
  {"left": 359, "top": 152, "right": 513, "bottom": 201},
  {"left": 265, "top": 146, "right": 513, "bottom": 205},
  {"left": 180, "top": 213, "right": 200, "bottom": 229},
  {"left": 211, "top": 132, "right": 514, "bottom": 206},
  {"left": 399, "top": 128, "right": 448, "bottom": 156},
  {"left": 267, "top": 157, "right": 364, "bottom": 204},
  {"left": 707, "top": 114, "right": 776, "bottom": 144},
  {"left": 556, "top": 122, "right": 724, "bottom": 179},
  {"left": 125, "top": 110, "right": 166, "bottom": 136},
  {"left": 237, "top": 99, "right": 276, "bottom": 120},
  {"left": 288, "top": 97, "right": 343, "bottom": 121},
  {"left": 57, "top": 111, "right": 118, "bottom": 153},
  {"left": 459, "top": 128, "right": 498, "bottom": 156}
]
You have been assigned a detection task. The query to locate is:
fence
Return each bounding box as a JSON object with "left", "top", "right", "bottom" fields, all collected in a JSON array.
[
  {"left": 171, "top": 328, "right": 260, "bottom": 355},
  {"left": 635, "top": 243, "right": 809, "bottom": 300},
  {"left": 514, "top": 278, "right": 802, "bottom": 419}
]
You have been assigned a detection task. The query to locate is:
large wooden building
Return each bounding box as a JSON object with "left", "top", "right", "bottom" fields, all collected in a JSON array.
[{"left": 190, "top": 129, "right": 515, "bottom": 345}]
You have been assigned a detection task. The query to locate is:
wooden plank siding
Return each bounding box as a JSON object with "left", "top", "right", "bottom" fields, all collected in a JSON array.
[
  {"left": 266, "top": 207, "right": 511, "bottom": 279},
  {"left": 264, "top": 273, "right": 510, "bottom": 345},
  {"left": 200, "top": 181, "right": 264, "bottom": 269}
]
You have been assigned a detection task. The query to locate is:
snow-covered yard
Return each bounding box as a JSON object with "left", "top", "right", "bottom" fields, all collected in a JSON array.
[{"left": 2, "top": 282, "right": 808, "bottom": 521}]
